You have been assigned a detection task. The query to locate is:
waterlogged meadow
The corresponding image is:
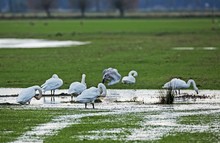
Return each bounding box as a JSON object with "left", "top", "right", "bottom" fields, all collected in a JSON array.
[
  {"left": 0, "top": 100, "right": 220, "bottom": 143},
  {"left": 0, "top": 19, "right": 220, "bottom": 143}
]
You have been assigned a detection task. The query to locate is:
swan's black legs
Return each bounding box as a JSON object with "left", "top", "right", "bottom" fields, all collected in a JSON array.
[
  {"left": 50, "top": 90, "right": 53, "bottom": 101},
  {"left": 91, "top": 103, "right": 95, "bottom": 109},
  {"left": 71, "top": 95, "right": 73, "bottom": 101},
  {"left": 53, "top": 90, "right": 55, "bottom": 102}
]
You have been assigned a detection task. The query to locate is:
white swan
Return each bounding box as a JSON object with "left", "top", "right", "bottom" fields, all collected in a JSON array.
[
  {"left": 41, "top": 74, "right": 63, "bottom": 101},
  {"left": 17, "top": 85, "right": 42, "bottom": 105},
  {"left": 75, "top": 83, "right": 107, "bottom": 109},
  {"left": 162, "top": 78, "right": 199, "bottom": 94},
  {"left": 122, "top": 70, "right": 138, "bottom": 84},
  {"left": 102, "top": 67, "right": 121, "bottom": 86},
  {"left": 68, "top": 74, "right": 87, "bottom": 101}
]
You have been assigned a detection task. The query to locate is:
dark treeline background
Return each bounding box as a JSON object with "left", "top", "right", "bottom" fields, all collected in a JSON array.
[{"left": 0, "top": 0, "right": 220, "bottom": 18}]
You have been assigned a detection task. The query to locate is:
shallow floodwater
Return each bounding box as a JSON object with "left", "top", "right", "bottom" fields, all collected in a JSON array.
[
  {"left": 0, "top": 38, "right": 90, "bottom": 48},
  {"left": 172, "top": 47, "right": 218, "bottom": 50},
  {"left": 1, "top": 88, "right": 220, "bottom": 142},
  {"left": 0, "top": 88, "right": 220, "bottom": 105}
]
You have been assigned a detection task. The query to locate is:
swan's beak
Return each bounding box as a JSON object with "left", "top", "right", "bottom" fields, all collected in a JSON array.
[
  {"left": 102, "top": 78, "right": 106, "bottom": 83},
  {"left": 196, "top": 90, "right": 199, "bottom": 94}
]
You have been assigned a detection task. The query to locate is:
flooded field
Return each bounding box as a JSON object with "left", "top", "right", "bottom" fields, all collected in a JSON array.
[
  {"left": 1, "top": 88, "right": 220, "bottom": 142},
  {"left": 0, "top": 88, "right": 220, "bottom": 105}
]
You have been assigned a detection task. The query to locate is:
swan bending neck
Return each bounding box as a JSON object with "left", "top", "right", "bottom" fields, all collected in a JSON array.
[
  {"left": 98, "top": 83, "right": 107, "bottom": 96},
  {"left": 187, "top": 80, "right": 197, "bottom": 89},
  {"left": 129, "top": 70, "right": 138, "bottom": 77},
  {"left": 34, "top": 86, "right": 43, "bottom": 100}
]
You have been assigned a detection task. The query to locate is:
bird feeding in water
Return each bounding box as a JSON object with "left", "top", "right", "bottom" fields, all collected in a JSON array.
[
  {"left": 121, "top": 70, "right": 138, "bottom": 101},
  {"left": 68, "top": 74, "right": 87, "bottom": 101},
  {"left": 162, "top": 78, "right": 199, "bottom": 94},
  {"left": 75, "top": 83, "right": 107, "bottom": 109},
  {"left": 17, "top": 85, "right": 43, "bottom": 105},
  {"left": 122, "top": 70, "right": 138, "bottom": 84},
  {"left": 41, "top": 74, "right": 63, "bottom": 102},
  {"left": 102, "top": 67, "right": 121, "bottom": 86}
]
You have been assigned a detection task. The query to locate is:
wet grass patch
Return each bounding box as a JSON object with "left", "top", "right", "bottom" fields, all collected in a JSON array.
[
  {"left": 177, "top": 113, "right": 220, "bottom": 125},
  {"left": 158, "top": 132, "right": 219, "bottom": 143},
  {"left": 157, "top": 113, "right": 220, "bottom": 143},
  {"left": 0, "top": 108, "right": 106, "bottom": 143},
  {"left": 44, "top": 112, "right": 144, "bottom": 143}
]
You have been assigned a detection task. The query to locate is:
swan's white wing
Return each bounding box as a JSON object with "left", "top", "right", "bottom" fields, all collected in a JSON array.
[
  {"left": 173, "top": 79, "right": 187, "bottom": 89},
  {"left": 122, "top": 76, "right": 135, "bottom": 84},
  {"left": 17, "top": 87, "right": 35, "bottom": 104},
  {"left": 68, "top": 82, "right": 86, "bottom": 94},
  {"left": 102, "top": 68, "right": 114, "bottom": 75},
  {"left": 108, "top": 72, "right": 121, "bottom": 85},
  {"left": 103, "top": 68, "right": 121, "bottom": 86},
  {"left": 41, "top": 78, "right": 63, "bottom": 91},
  {"left": 76, "top": 87, "right": 99, "bottom": 103}
]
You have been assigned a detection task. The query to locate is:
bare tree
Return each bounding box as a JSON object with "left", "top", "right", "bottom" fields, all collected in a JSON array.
[
  {"left": 69, "top": 0, "right": 90, "bottom": 17},
  {"left": 112, "top": 0, "right": 126, "bottom": 17},
  {"left": 27, "top": 0, "right": 55, "bottom": 17},
  {"left": 95, "top": 0, "right": 101, "bottom": 12},
  {"left": 111, "top": 0, "right": 138, "bottom": 17},
  {"left": 40, "top": 0, "right": 54, "bottom": 17}
]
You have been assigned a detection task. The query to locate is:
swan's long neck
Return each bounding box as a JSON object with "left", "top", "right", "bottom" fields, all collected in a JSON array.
[
  {"left": 187, "top": 80, "right": 198, "bottom": 90},
  {"left": 98, "top": 83, "right": 107, "bottom": 97},
  {"left": 81, "top": 74, "right": 86, "bottom": 85},
  {"left": 129, "top": 70, "right": 138, "bottom": 77},
  {"left": 34, "top": 86, "right": 43, "bottom": 100}
]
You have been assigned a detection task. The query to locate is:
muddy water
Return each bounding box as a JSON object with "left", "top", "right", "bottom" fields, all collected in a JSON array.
[{"left": 1, "top": 88, "right": 220, "bottom": 142}]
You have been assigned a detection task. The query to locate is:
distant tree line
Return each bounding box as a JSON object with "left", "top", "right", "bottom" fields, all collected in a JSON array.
[
  {"left": 0, "top": 0, "right": 139, "bottom": 17},
  {"left": 0, "top": 0, "right": 219, "bottom": 18}
]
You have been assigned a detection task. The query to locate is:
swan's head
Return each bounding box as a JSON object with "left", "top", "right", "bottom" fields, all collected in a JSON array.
[
  {"left": 82, "top": 74, "right": 86, "bottom": 78},
  {"left": 52, "top": 74, "right": 58, "bottom": 78},
  {"left": 195, "top": 88, "right": 199, "bottom": 94},
  {"left": 129, "top": 70, "right": 138, "bottom": 77},
  {"left": 102, "top": 73, "right": 112, "bottom": 83}
]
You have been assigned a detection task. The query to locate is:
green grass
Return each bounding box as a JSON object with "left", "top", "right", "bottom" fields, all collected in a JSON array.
[
  {"left": 0, "top": 107, "right": 105, "bottom": 143},
  {"left": 177, "top": 113, "right": 220, "bottom": 125},
  {"left": 0, "top": 108, "right": 64, "bottom": 143},
  {"left": 44, "top": 113, "right": 143, "bottom": 143},
  {"left": 0, "top": 19, "right": 219, "bottom": 89},
  {"left": 157, "top": 113, "right": 220, "bottom": 143},
  {"left": 158, "top": 132, "right": 219, "bottom": 143},
  {"left": 0, "top": 107, "right": 219, "bottom": 143}
]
